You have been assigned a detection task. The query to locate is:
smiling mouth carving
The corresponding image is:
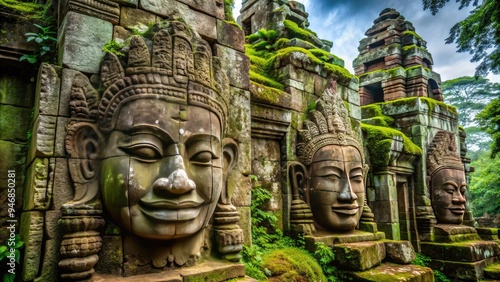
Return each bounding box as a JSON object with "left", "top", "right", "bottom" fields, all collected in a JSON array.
[
  {"left": 139, "top": 198, "right": 204, "bottom": 221},
  {"left": 449, "top": 207, "right": 465, "bottom": 215},
  {"left": 332, "top": 205, "right": 359, "bottom": 215}
]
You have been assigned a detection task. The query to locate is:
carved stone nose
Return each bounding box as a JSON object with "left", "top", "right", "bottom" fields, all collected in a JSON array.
[
  {"left": 338, "top": 179, "right": 357, "bottom": 202},
  {"left": 153, "top": 169, "right": 196, "bottom": 195}
]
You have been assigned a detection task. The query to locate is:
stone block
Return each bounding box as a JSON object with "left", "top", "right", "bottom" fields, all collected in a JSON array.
[
  {"left": 20, "top": 211, "right": 44, "bottom": 281},
  {"left": 55, "top": 117, "right": 69, "bottom": 157},
  {"left": 140, "top": 0, "right": 217, "bottom": 40},
  {"left": 120, "top": 7, "right": 156, "bottom": 28},
  {"left": 52, "top": 158, "right": 73, "bottom": 210},
  {"left": 252, "top": 139, "right": 280, "bottom": 161},
  {"left": 23, "top": 158, "right": 53, "bottom": 211},
  {"left": 33, "top": 63, "right": 61, "bottom": 116},
  {"left": 0, "top": 104, "right": 32, "bottom": 142},
  {"left": 432, "top": 224, "right": 480, "bottom": 242},
  {"left": 226, "top": 87, "right": 251, "bottom": 142},
  {"left": 476, "top": 227, "right": 499, "bottom": 240},
  {"left": 304, "top": 231, "right": 384, "bottom": 252},
  {"left": 439, "top": 257, "right": 498, "bottom": 280},
  {"left": 214, "top": 44, "right": 249, "bottom": 89},
  {"left": 179, "top": 261, "right": 245, "bottom": 282},
  {"left": 237, "top": 206, "right": 251, "bottom": 247},
  {"left": 422, "top": 240, "right": 500, "bottom": 262},
  {"left": 95, "top": 236, "right": 123, "bottom": 277},
  {"left": 0, "top": 140, "right": 27, "bottom": 189},
  {"left": 217, "top": 19, "right": 244, "bottom": 52},
  {"left": 113, "top": 0, "right": 138, "bottom": 7},
  {"left": 44, "top": 209, "right": 62, "bottom": 240},
  {"left": 59, "top": 68, "right": 80, "bottom": 117},
  {"left": 229, "top": 173, "right": 251, "bottom": 207},
  {"left": 34, "top": 239, "right": 60, "bottom": 282},
  {"left": 384, "top": 240, "right": 416, "bottom": 264},
  {"left": 331, "top": 241, "right": 386, "bottom": 271},
  {"left": 372, "top": 200, "right": 399, "bottom": 222},
  {"left": 58, "top": 12, "right": 113, "bottom": 74},
  {"left": 27, "top": 114, "right": 57, "bottom": 161},
  {"left": 352, "top": 263, "right": 434, "bottom": 282},
  {"left": 114, "top": 25, "right": 132, "bottom": 44},
  {"left": 251, "top": 159, "right": 280, "bottom": 183},
  {"left": 0, "top": 74, "right": 36, "bottom": 107}
]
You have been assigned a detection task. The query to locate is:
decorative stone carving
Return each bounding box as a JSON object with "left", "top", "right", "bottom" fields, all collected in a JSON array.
[
  {"left": 427, "top": 131, "right": 466, "bottom": 224},
  {"left": 290, "top": 79, "right": 370, "bottom": 232},
  {"left": 59, "top": 20, "right": 241, "bottom": 279}
]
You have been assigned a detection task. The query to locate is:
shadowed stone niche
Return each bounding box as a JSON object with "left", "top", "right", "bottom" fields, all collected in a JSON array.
[{"left": 58, "top": 20, "right": 244, "bottom": 281}]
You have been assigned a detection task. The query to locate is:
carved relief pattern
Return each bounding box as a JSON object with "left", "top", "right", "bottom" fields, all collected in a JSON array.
[{"left": 59, "top": 20, "right": 240, "bottom": 279}]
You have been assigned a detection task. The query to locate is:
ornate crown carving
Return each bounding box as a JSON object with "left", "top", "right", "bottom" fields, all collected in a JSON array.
[
  {"left": 427, "top": 131, "right": 464, "bottom": 177},
  {"left": 296, "top": 79, "right": 362, "bottom": 165},
  {"left": 69, "top": 20, "right": 230, "bottom": 132}
]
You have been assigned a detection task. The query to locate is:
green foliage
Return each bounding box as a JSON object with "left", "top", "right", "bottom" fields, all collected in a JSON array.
[
  {"left": 313, "top": 243, "right": 340, "bottom": 282},
  {"left": 411, "top": 253, "right": 450, "bottom": 282},
  {"left": 242, "top": 177, "right": 340, "bottom": 281},
  {"left": 102, "top": 40, "right": 125, "bottom": 57},
  {"left": 224, "top": 0, "right": 235, "bottom": 22},
  {"left": 442, "top": 76, "right": 499, "bottom": 156},
  {"left": 477, "top": 94, "right": 500, "bottom": 158},
  {"left": 129, "top": 22, "right": 155, "bottom": 39},
  {"left": 20, "top": 23, "right": 57, "bottom": 64},
  {"left": 469, "top": 151, "right": 500, "bottom": 216},
  {"left": 262, "top": 248, "right": 327, "bottom": 282},
  {"left": 0, "top": 235, "right": 24, "bottom": 282},
  {"left": 422, "top": 0, "right": 499, "bottom": 76}
]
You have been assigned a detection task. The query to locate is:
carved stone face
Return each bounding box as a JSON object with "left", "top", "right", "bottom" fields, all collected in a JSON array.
[
  {"left": 99, "top": 99, "right": 224, "bottom": 240},
  {"left": 431, "top": 168, "right": 466, "bottom": 224},
  {"left": 308, "top": 145, "right": 365, "bottom": 231}
]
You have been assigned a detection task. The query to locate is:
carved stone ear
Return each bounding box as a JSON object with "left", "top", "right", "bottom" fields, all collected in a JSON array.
[
  {"left": 219, "top": 138, "right": 238, "bottom": 205},
  {"left": 289, "top": 161, "right": 309, "bottom": 202},
  {"left": 65, "top": 122, "right": 102, "bottom": 183},
  {"left": 222, "top": 138, "right": 238, "bottom": 176}
]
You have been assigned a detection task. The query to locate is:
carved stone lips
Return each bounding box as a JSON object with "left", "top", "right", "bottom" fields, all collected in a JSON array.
[
  {"left": 332, "top": 204, "right": 359, "bottom": 215},
  {"left": 449, "top": 207, "right": 465, "bottom": 215},
  {"left": 139, "top": 198, "right": 205, "bottom": 221}
]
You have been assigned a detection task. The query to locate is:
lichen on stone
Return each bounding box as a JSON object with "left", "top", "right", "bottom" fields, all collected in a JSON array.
[{"left": 262, "top": 247, "right": 327, "bottom": 282}]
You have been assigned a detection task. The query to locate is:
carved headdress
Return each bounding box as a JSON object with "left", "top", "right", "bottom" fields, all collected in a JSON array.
[
  {"left": 426, "top": 131, "right": 464, "bottom": 177},
  {"left": 296, "top": 79, "right": 362, "bottom": 165},
  {"left": 69, "top": 20, "right": 230, "bottom": 132}
]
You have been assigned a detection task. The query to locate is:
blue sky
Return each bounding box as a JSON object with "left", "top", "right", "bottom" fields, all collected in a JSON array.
[{"left": 234, "top": 0, "right": 500, "bottom": 83}]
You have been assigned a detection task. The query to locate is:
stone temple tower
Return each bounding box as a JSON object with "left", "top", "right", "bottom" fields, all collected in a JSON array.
[{"left": 354, "top": 8, "right": 443, "bottom": 105}]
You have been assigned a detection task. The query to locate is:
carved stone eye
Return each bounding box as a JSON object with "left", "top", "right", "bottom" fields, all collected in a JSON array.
[
  {"left": 190, "top": 151, "right": 213, "bottom": 164},
  {"left": 122, "top": 145, "right": 162, "bottom": 161}
]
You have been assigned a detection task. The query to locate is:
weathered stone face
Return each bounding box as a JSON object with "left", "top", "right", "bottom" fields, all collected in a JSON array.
[
  {"left": 309, "top": 145, "right": 365, "bottom": 231},
  {"left": 100, "top": 99, "right": 225, "bottom": 240},
  {"left": 431, "top": 168, "right": 466, "bottom": 224}
]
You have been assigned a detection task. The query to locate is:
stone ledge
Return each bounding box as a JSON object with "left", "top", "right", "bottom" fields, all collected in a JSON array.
[
  {"left": 350, "top": 263, "right": 434, "bottom": 282},
  {"left": 430, "top": 257, "right": 499, "bottom": 281},
  {"left": 93, "top": 261, "right": 245, "bottom": 282},
  {"left": 331, "top": 241, "right": 386, "bottom": 271},
  {"left": 421, "top": 240, "right": 500, "bottom": 262}
]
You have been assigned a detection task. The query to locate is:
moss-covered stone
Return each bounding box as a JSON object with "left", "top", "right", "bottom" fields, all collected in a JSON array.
[
  {"left": 352, "top": 263, "right": 434, "bottom": 282},
  {"left": 361, "top": 123, "right": 422, "bottom": 169},
  {"left": 262, "top": 247, "right": 326, "bottom": 282}
]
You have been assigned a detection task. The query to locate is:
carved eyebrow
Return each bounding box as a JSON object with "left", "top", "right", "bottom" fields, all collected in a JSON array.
[
  {"left": 127, "top": 124, "right": 175, "bottom": 143},
  {"left": 443, "top": 181, "right": 459, "bottom": 188}
]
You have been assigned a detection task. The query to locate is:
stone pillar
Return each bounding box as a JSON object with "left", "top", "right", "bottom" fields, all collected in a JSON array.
[{"left": 371, "top": 172, "right": 400, "bottom": 240}]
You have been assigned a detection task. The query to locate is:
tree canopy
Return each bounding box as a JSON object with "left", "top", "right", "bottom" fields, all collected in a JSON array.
[
  {"left": 442, "top": 76, "right": 500, "bottom": 157},
  {"left": 422, "top": 0, "right": 500, "bottom": 77}
]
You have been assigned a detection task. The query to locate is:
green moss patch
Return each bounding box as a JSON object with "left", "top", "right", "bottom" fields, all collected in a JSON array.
[
  {"left": 402, "top": 30, "right": 423, "bottom": 41},
  {"left": 361, "top": 123, "right": 422, "bottom": 169},
  {"left": 0, "top": 0, "right": 52, "bottom": 22},
  {"left": 262, "top": 247, "right": 326, "bottom": 282},
  {"left": 250, "top": 81, "right": 285, "bottom": 104}
]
